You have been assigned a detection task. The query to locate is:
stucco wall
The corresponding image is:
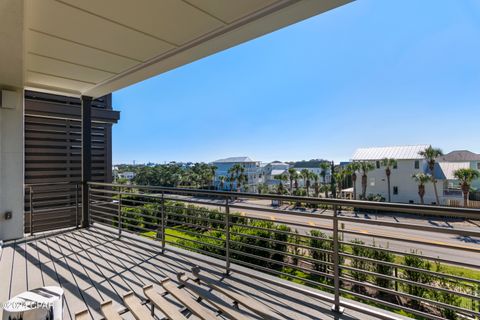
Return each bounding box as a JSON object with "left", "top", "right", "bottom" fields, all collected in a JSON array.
[{"left": 0, "top": 90, "right": 24, "bottom": 240}]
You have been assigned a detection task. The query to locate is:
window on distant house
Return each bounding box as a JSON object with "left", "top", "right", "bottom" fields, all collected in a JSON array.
[
  {"left": 414, "top": 160, "right": 420, "bottom": 169},
  {"left": 376, "top": 161, "right": 380, "bottom": 169},
  {"left": 477, "top": 162, "right": 480, "bottom": 170},
  {"left": 393, "top": 162, "right": 398, "bottom": 169},
  {"left": 393, "top": 186, "right": 399, "bottom": 195}
]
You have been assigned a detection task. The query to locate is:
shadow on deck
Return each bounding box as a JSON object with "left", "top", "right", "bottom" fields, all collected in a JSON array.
[{"left": 0, "top": 226, "right": 405, "bottom": 320}]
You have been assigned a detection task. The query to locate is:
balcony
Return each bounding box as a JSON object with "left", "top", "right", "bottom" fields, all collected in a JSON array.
[{"left": 4, "top": 183, "right": 480, "bottom": 319}]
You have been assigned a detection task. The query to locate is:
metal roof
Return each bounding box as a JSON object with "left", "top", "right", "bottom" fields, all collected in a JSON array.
[
  {"left": 271, "top": 169, "right": 287, "bottom": 176},
  {"left": 352, "top": 145, "right": 429, "bottom": 160},
  {"left": 435, "top": 162, "right": 470, "bottom": 180},
  {"left": 213, "top": 156, "right": 255, "bottom": 163}
]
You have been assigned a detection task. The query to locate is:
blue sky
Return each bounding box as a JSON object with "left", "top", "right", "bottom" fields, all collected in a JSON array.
[{"left": 112, "top": 0, "right": 480, "bottom": 164}]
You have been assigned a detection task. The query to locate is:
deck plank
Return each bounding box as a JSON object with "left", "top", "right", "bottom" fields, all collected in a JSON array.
[
  {"left": 144, "top": 284, "right": 186, "bottom": 320},
  {"left": 9, "top": 241, "right": 28, "bottom": 298},
  {"left": 44, "top": 234, "right": 87, "bottom": 320},
  {"left": 66, "top": 230, "right": 126, "bottom": 318},
  {"left": 1, "top": 226, "right": 398, "bottom": 320},
  {"left": 0, "top": 243, "right": 15, "bottom": 303}
]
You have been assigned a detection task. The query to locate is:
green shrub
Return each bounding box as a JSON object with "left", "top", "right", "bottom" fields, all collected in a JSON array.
[
  {"left": 402, "top": 251, "right": 433, "bottom": 298},
  {"left": 350, "top": 239, "right": 373, "bottom": 283},
  {"left": 371, "top": 246, "right": 395, "bottom": 289}
]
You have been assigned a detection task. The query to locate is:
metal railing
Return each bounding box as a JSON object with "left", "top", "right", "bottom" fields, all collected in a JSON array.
[
  {"left": 25, "top": 182, "right": 81, "bottom": 235},
  {"left": 87, "top": 182, "right": 480, "bottom": 320}
]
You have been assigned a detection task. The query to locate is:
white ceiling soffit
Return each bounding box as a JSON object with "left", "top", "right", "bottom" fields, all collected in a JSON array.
[{"left": 25, "top": 0, "right": 352, "bottom": 98}]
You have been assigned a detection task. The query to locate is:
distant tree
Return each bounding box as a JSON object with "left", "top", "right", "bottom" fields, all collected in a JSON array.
[
  {"left": 228, "top": 164, "right": 246, "bottom": 192},
  {"left": 210, "top": 165, "right": 217, "bottom": 187},
  {"left": 320, "top": 162, "right": 330, "bottom": 198},
  {"left": 411, "top": 173, "right": 431, "bottom": 205},
  {"left": 347, "top": 162, "right": 361, "bottom": 200},
  {"left": 312, "top": 173, "right": 320, "bottom": 197},
  {"left": 257, "top": 183, "right": 269, "bottom": 194},
  {"left": 419, "top": 146, "right": 443, "bottom": 204},
  {"left": 287, "top": 167, "right": 297, "bottom": 195},
  {"left": 274, "top": 173, "right": 289, "bottom": 195},
  {"left": 381, "top": 158, "right": 397, "bottom": 202},
  {"left": 218, "top": 175, "right": 226, "bottom": 190},
  {"left": 359, "top": 161, "right": 375, "bottom": 199},
  {"left": 300, "top": 169, "right": 311, "bottom": 196},
  {"left": 333, "top": 168, "right": 345, "bottom": 198},
  {"left": 453, "top": 168, "right": 480, "bottom": 207}
]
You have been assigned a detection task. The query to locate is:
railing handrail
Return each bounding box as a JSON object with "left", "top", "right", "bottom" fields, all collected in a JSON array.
[
  {"left": 88, "top": 181, "right": 480, "bottom": 218},
  {"left": 25, "top": 182, "right": 79, "bottom": 187},
  {"left": 87, "top": 182, "right": 480, "bottom": 320}
]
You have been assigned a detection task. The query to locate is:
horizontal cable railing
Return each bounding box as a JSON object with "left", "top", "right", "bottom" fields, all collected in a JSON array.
[{"left": 87, "top": 182, "right": 480, "bottom": 320}]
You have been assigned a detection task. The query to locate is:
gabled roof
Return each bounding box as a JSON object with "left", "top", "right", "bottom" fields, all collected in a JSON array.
[
  {"left": 213, "top": 156, "right": 254, "bottom": 163},
  {"left": 437, "top": 150, "right": 480, "bottom": 162},
  {"left": 269, "top": 161, "right": 289, "bottom": 166},
  {"left": 271, "top": 169, "right": 287, "bottom": 176},
  {"left": 352, "top": 145, "right": 429, "bottom": 161},
  {"left": 435, "top": 162, "right": 470, "bottom": 180}
]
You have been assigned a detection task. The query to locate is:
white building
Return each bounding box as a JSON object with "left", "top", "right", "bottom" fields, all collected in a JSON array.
[
  {"left": 117, "top": 171, "right": 136, "bottom": 180},
  {"left": 351, "top": 145, "right": 441, "bottom": 204},
  {"left": 212, "top": 157, "right": 261, "bottom": 192},
  {"left": 437, "top": 150, "right": 480, "bottom": 191},
  {"left": 263, "top": 161, "right": 290, "bottom": 185}
]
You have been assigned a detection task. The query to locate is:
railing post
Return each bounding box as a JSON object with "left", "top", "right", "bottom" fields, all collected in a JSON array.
[
  {"left": 160, "top": 191, "right": 166, "bottom": 254},
  {"left": 29, "top": 186, "right": 34, "bottom": 236},
  {"left": 225, "top": 196, "right": 231, "bottom": 275},
  {"left": 81, "top": 95, "right": 92, "bottom": 228},
  {"left": 331, "top": 204, "right": 344, "bottom": 313},
  {"left": 75, "top": 184, "right": 79, "bottom": 228},
  {"left": 118, "top": 190, "right": 122, "bottom": 238}
]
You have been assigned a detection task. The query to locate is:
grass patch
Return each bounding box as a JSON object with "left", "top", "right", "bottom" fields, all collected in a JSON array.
[{"left": 140, "top": 227, "right": 198, "bottom": 244}]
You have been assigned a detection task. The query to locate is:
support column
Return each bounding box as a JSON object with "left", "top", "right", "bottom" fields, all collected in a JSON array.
[
  {"left": 0, "top": 89, "right": 24, "bottom": 241},
  {"left": 81, "top": 95, "right": 92, "bottom": 228}
]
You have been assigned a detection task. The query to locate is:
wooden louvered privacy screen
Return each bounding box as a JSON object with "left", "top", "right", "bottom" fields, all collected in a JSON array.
[{"left": 24, "top": 91, "right": 119, "bottom": 234}]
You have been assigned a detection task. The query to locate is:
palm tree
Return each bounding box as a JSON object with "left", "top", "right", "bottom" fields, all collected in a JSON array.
[
  {"left": 274, "top": 173, "right": 289, "bottom": 195},
  {"left": 419, "top": 146, "right": 443, "bottom": 205},
  {"left": 228, "top": 164, "right": 246, "bottom": 192},
  {"left": 320, "top": 162, "right": 330, "bottom": 198},
  {"left": 287, "top": 168, "right": 297, "bottom": 194},
  {"left": 333, "top": 171, "right": 343, "bottom": 198},
  {"left": 218, "top": 175, "right": 226, "bottom": 190},
  {"left": 412, "top": 173, "right": 431, "bottom": 205},
  {"left": 346, "top": 162, "right": 360, "bottom": 200},
  {"left": 381, "top": 158, "right": 397, "bottom": 202},
  {"left": 453, "top": 168, "right": 480, "bottom": 207},
  {"left": 209, "top": 165, "right": 217, "bottom": 188},
  {"left": 359, "top": 161, "right": 375, "bottom": 199},
  {"left": 312, "top": 173, "right": 320, "bottom": 197},
  {"left": 300, "top": 169, "right": 311, "bottom": 195}
]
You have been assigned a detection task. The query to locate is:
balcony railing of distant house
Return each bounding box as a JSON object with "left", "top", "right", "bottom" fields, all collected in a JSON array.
[
  {"left": 74, "top": 182, "right": 480, "bottom": 320},
  {"left": 443, "top": 189, "right": 463, "bottom": 197}
]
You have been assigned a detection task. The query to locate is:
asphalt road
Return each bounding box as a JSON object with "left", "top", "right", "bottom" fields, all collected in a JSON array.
[{"left": 171, "top": 196, "right": 480, "bottom": 266}]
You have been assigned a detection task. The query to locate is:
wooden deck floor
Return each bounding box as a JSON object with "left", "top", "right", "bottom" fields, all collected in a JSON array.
[{"left": 0, "top": 226, "right": 396, "bottom": 320}]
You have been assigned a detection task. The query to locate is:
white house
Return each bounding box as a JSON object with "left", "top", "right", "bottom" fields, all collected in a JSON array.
[
  {"left": 351, "top": 145, "right": 442, "bottom": 204},
  {"left": 263, "top": 161, "right": 290, "bottom": 185},
  {"left": 212, "top": 157, "right": 261, "bottom": 192},
  {"left": 118, "top": 171, "right": 136, "bottom": 180},
  {"left": 437, "top": 150, "right": 480, "bottom": 191}
]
